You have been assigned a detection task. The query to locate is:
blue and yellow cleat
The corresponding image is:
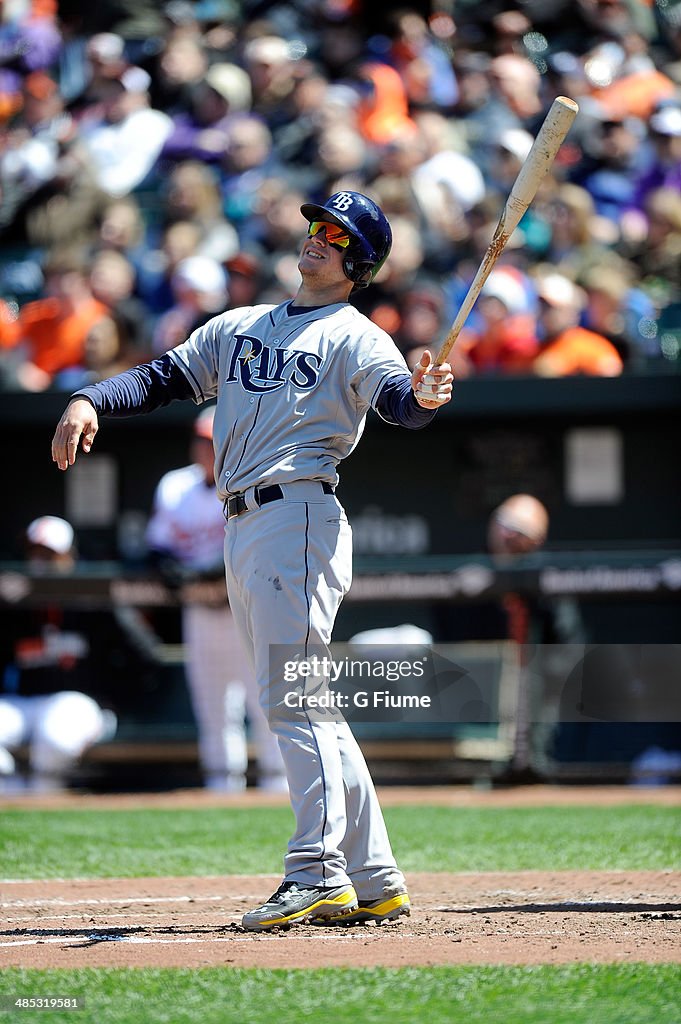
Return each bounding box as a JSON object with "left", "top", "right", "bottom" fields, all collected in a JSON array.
[
  {"left": 242, "top": 881, "right": 358, "bottom": 931},
  {"left": 313, "top": 889, "right": 411, "bottom": 926}
]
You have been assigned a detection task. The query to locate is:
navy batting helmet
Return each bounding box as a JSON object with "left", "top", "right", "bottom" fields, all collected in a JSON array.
[{"left": 300, "top": 191, "right": 392, "bottom": 289}]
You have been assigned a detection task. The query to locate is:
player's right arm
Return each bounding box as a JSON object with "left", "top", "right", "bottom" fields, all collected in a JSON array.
[
  {"left": 51, "top": 353, "right": 197, "bottom": 471},
  {"left": 51, "top": 397, "right": 99, "bottom": 471},
  {"left": 51, "top": 310, "right": 227, "bottom": 471}
]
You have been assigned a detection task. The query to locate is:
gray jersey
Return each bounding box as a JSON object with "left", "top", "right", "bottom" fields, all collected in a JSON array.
[{"left": 168, "top": 301, "right": 409, "bottom": 498}]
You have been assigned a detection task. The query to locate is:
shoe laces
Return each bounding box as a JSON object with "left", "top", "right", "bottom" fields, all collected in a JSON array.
[{"left": 266, "top": 881, "right": 305, "bottom": 906}]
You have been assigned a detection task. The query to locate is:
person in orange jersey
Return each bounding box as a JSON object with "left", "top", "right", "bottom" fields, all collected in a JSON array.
[
  {"left": 532, "top": 272, "right": 623, "bottom": 377},
  {"left": 14, "top": 251, "right": 108, "bottom": 388}
]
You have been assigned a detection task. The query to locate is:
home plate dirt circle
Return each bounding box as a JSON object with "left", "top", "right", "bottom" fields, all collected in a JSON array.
[{"left": 2, "top": 870, "right": 679, "bottom": 969}]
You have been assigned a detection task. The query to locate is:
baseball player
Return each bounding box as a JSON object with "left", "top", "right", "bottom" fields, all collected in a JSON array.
[
  {"left": 0, "top": 517, "right": 117, "bottom": 793},
  {"left": 51, "top": 190, "right": 453, "bottom": 930},
  {"left": 146, "top": 406, "right": 286, "bottom": 791}
]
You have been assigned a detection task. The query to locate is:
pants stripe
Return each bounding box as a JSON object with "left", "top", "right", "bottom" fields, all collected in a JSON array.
[{"left": 302, "top": 502, "right": 328, "bottom": 883}]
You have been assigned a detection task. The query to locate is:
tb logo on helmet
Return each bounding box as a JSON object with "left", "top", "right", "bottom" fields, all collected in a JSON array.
[{"left": 330, "top": 193, "right": 354, "bottom": 212}]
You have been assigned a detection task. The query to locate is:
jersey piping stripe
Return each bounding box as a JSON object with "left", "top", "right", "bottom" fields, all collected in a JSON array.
[
  {"left": 228, "top": 397, "right": 262, "bottom": 482},
  {"left": 278, "top": 316, "right": 321, "bottom": 345},
  {"left": 224, "top": 418, "right": 237, "bottom": 461},
  {"left": 171, "top": 355, "right": 206, "bottom": 402},
  {"left": 277, "top": 306, "right": 350, "bottom": 344},
  {"left": 370, "top": 369, "right": 403, "bottom": 410},
  {"left": 303, "top": 503, "right": 311, "bottom": 653},
  {"left": 302, "top": 502, "right": 328, "bottom": 883},
  {"left": 304, "top": 707, "right": 329, "bottom": 883}
]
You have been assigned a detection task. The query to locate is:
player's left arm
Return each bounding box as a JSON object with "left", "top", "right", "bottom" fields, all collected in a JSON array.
[
  {"left": 349, "top": 320, "right": 453, "bottom": 428},
  {"left": 410, "top": 350, "right": 453, "bottom": 410},
  {"left": 374, "top": 353, "right": 453, "bottom": 429}
]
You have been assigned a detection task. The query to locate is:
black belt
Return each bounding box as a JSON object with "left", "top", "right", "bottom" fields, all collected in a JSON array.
[{"left": 224, "top": 482, "right": 334, "bottom": 521}]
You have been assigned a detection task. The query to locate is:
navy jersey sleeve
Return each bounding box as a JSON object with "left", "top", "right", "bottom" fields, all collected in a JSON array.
[
  {"left": 73, "top": 354, "right": 195, "bottom": 416},
  {"left": 375, "top": 374, "right": 438, "bottom": 430}
]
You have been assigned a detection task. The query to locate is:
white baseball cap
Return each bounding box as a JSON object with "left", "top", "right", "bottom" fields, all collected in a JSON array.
[
  {"left": 498, "top": 128, "right": 534, "bottom": 162},
  {"left": 87, "top": 33, "right": 125, "bottom": 63},
  {"left": 172, "top": 256, "right": 228, "bottom": 297},
  {"left": 244, "top": 36, "right": 291, "bottom": 67},
  {"left": 649, "top": 106, "right": 681, "bottom": 137},
  {"left": 120, "top": 66, "right": 152, "bottom": 95},
  {"left": 26, "top": 516, "right": 74, "bottom": 554},
  {"left": 204, "top": 63, "right": 252, "bottom": 112},
  {"left": 482, "top": 269, "right": 528, "bottom": 314},
  {"left": 535, "top": 273, "right": 583, "bottom": 309}
]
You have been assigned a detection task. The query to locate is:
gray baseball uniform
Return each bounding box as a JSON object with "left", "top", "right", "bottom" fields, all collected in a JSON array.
[
  {"left": 167, "top": 301, "right": 410, "bottom": 894},
  {"left": 169, "top": 302, "right": 410, "bottom": 499},
  {"left": 146, "top": 462, "right": 286, "bottom": 791},
  {"left": 57, "top": 188, "right": 451, "bottom": 927}
]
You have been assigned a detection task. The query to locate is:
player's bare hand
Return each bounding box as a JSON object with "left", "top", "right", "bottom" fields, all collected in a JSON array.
[
  {"left": 411, "top": 350, "right": 453, "bottom": 409},
  {"left": 51, "top": 399, "right": 98, "bottom": 471}
]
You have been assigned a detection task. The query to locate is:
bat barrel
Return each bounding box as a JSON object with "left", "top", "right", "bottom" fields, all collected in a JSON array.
[
  {"left": 434, "top": 96, "right": 579, "bottom": 366},
  {"left": 505, "top": 96, "right": 579, "bottom": 232}
]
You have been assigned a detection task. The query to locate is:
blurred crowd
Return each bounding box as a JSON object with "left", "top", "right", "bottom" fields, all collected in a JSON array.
[{"left": 1, "top": 0, "right": 681, "bottom": 390}]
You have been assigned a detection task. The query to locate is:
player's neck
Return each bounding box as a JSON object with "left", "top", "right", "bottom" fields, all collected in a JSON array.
[{"left": 294, "top": 281, "right": 352, "bottom": 308}]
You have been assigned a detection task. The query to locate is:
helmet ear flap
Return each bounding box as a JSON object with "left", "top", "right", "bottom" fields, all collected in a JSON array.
[{"left": 342, "top": 257, "right": 374, "bottom": 288}]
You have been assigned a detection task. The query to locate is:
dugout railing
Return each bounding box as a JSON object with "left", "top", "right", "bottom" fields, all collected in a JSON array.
[{"left": 2, "top": 550, "right": 679, "bottom": 788}]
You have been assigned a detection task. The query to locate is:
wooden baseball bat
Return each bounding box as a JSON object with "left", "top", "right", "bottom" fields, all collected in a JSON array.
[{"left": 435, "top": 95, "right": 579, "bottom": 365}]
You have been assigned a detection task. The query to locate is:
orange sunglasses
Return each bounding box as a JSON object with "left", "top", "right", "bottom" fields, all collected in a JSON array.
[{"left": 307, "top": 220, "right": 352, "bottom": 250}]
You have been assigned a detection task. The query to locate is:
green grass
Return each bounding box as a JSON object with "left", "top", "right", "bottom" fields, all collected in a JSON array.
[
  {"left": 0, "top": 966, "right": 679, "bottom": 1024},
  {"left": 1, "top": 805, "right": 679, "bottom": 879}
]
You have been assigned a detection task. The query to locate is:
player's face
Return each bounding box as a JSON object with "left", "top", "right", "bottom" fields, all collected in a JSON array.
[{"left": 298, "top": 220, "right": 350, "bottom": 284}]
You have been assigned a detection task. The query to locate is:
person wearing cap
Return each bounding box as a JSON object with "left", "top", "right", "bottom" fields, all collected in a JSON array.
[
  {"left": 459, "top": 267, "right": 539, "bottom": 374},
  {"left": 77, "top": 66, "right": 173, "bottom": 198},
  {"left": 0, "top": 70, "right": 71, "bottom": 236},
  {"left": 489, "top": 128, "right": 534, "bottom": 195},
  {"left": 12, "top": 249, "right": 109, "bottom": 390},
  {"left": 542, "top": 183, "right": 615, "bottom": 283},
  {"left": 152, "top": 254, "right": 229, "bottom": 354},
  {"left": 242, "top": 35, "right": 296, "bottom": 129},
  {"left": 67, "top": 32, "right": 128, "bottom": 120},
  {"left": 532, "top": 271, "right": 623, "bottom": 377},
  {"left": 451, "top": 51, "right": 521, "bottom": 176},
  {"left": 627, "top": 186, "right": 681, "bottom": 293},
  {"left": 161, "top": 63, "right": 252, "bottom": 165},
  {"left": 0, "top": 517, "right": 117, "bottom": 793},
  {"left": 51, "top": 187, "right": 452, "bottom": 931},
  {"left": 633, "top": 104, "right": 681, "bottom": 208},
  {"left": 146, "top": 408, "right": 286, "bottom": 792},
  {"left": 163, "top": 160, "right": 239, "bottom": 264},
  {"left": 487, "top": 494, "right": 549, "bottom": 559},
  {"left": 572, "top": 109, "right": 646, "bottom": 224}
]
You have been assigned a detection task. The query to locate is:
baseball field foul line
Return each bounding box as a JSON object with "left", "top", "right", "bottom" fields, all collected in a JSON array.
[
  {"left": 0, "top": 933, "right": 364, "bottom": 948},
  {"left": 1, "top": 895, "right": 225, "bottom": 908}
]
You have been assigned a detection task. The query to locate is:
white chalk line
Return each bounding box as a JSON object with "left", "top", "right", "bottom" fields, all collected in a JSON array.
[
  {"left": 1, "top": 895, "right": 226, "bottom": 908},
  {"left": 1, "top": 874, "right": 276, "bottom": 884},
  {"left": 5, "top": 912, "right": 244, "bottom": 924},
  {"left": 0, "top": 932, "right": 371, "bottom": 949}
]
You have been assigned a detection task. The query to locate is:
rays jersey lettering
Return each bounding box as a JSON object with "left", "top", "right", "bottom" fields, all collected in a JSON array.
[{"left": 225, "top": 335, "right": 323, "bottom": 394}]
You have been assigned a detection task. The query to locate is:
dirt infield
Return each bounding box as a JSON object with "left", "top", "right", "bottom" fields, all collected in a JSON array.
[
  {"left": 2, "top": 870, "right": 679, "bottom": 969},
  {"left": 2, "top": 783, "right": 681, "bottom": 812},
  {"left": 2, "top": 787, "right": 679, "bottom": 970}
]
